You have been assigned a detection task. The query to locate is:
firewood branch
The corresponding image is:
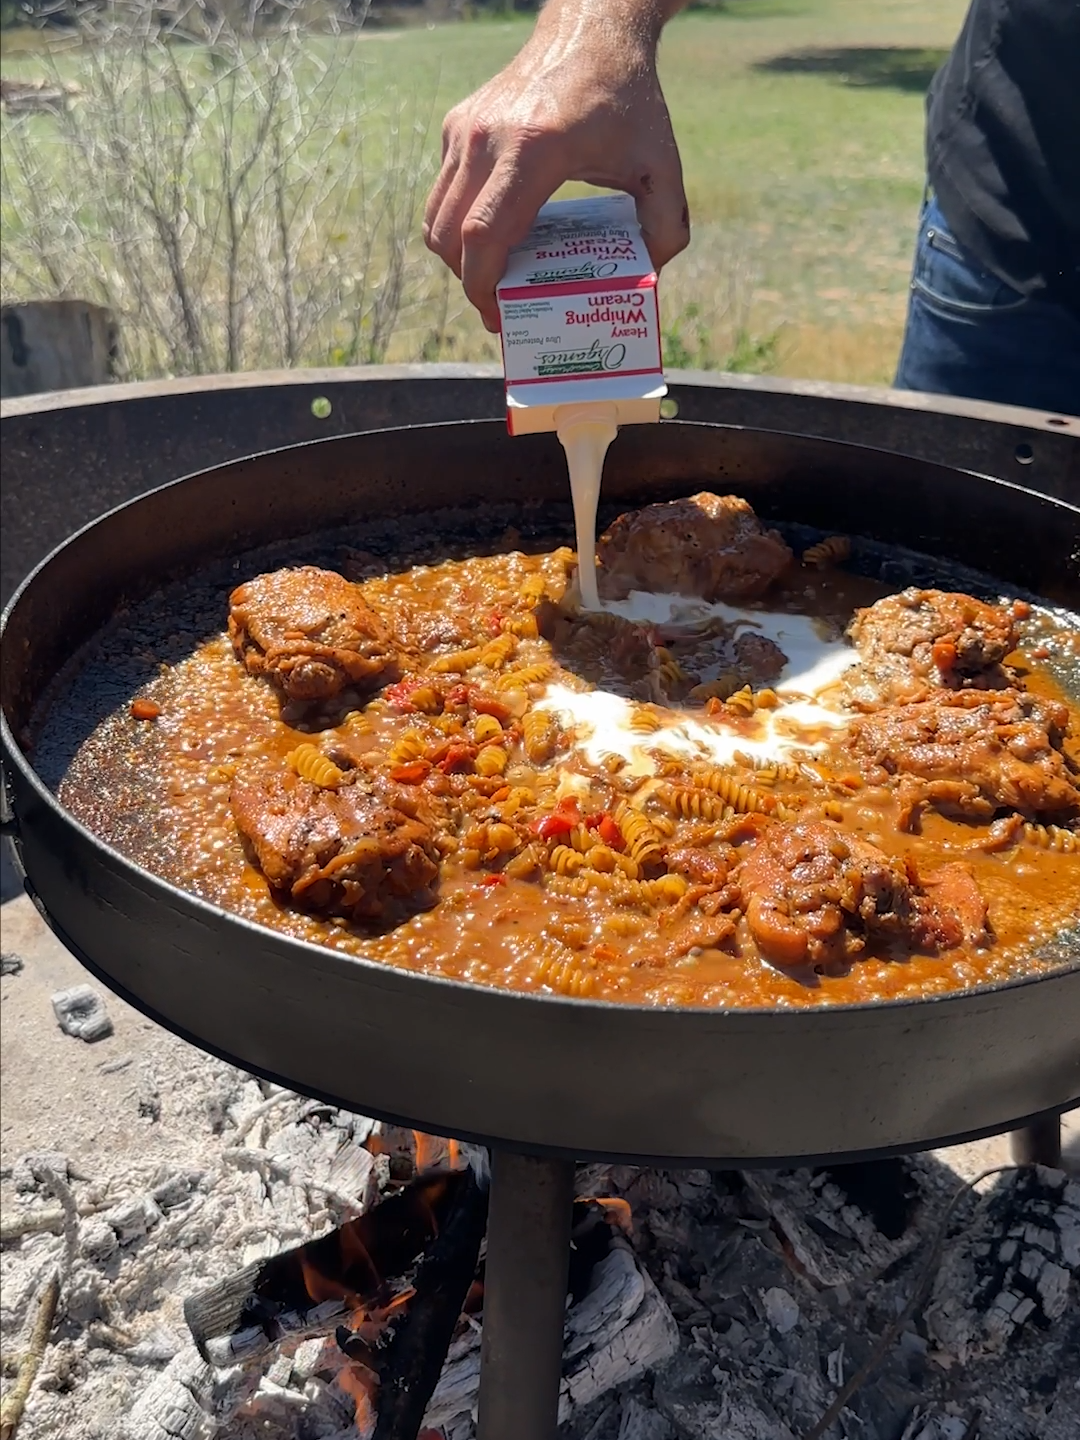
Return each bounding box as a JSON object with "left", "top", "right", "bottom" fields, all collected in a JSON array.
[{"left": 0, "top": 1271, "right": 61, "bottom": 1440}]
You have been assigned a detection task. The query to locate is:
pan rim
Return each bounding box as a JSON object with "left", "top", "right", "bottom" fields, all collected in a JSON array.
[{"left": 3, "top": 418, "right": 1078, "bottom": 1021}]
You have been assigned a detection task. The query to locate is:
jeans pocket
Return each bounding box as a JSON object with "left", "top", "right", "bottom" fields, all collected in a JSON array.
[{"left": 911, "top": 205, "right": 1029, "bottom": 316}]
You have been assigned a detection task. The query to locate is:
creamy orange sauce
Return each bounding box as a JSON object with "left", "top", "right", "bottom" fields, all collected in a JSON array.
[{"left": 51, "top": 545, "right": 1080, "bottom": 1010}]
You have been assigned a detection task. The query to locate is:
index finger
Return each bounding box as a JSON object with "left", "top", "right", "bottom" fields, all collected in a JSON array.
[{"left": 459, "top": 148, "right": 568, "bottom": 332}]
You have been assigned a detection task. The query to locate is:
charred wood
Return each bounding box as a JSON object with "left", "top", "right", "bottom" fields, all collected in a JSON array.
[
  {"left": 183, "top": 1170, "right": 468, "bottom": 1368},
  {"left": 369, "top": 1165, "right": 489, "bottom": 1440}
]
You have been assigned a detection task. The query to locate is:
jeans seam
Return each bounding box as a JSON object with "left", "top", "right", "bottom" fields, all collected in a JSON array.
[{"left": 910, "top": 276, "right": 1031, "bottom": 316}]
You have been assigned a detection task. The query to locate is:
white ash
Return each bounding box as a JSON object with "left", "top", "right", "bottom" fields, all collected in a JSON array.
[
  {"left": 50, "top": 985, "right": 113, "bottom": 1042},
  {"left": 1, "top": 1034, "right": 1077, "bottom": 1440}
]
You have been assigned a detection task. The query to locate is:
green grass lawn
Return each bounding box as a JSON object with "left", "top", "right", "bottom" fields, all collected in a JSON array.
[{"left": 1, "top": 0, "right": 969, "bottom": 384}]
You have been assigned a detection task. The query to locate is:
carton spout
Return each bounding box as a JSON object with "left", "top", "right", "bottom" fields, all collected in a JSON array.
[{"left": 555, "top": 402, "right": 619, "bottom": 613}]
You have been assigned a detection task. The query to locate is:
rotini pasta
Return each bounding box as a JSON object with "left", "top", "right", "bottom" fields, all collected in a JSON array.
[
  {"left": 430, "top": 646, "right": 484, "bottom": 673},
  {"left": 388, "top": 730, "right": 427, "bottom": 765},
  {"left": 611, "top": 874, "right": 689, "bottom": 909},
  {"left": 521, "top": 709, "right": 557, "bottom": 763},
  {"left": 531, "top": 943, "right": 596, "bottom": 997},
  {"left": 473, "top": 714, "right": 504, "bottom": 744},
  {"left": 628, "top": 705, "right": 667, "bottom": 734},
  {"left": 518, "top": 574, "right": 547, "bottom": 605},
  {"left": 802, "top": 535, "right": 851, "bottom": 569},
  {"left": 549, "top": 844, "right": 587, "bottom": 875},
  {"left": 1023, "top": 822, "right": 1078, "bottom": 852},
  {"left": 287, "top": 743, "right": 345, "bottom": 789},
  {"left": 474, "top": 744, "right": 509, "bottom": 777},
  {"left": 615, "top": 802, "right": 665, "bottom": 870},
  {"left": 480, "top": 634, "right": 517, "bottom": 669},
  {"left": 656, "top": 784, "right": 734, "bottom": 824},
  {"left": 497, "top": 663, "right": 555, "bottom": 692},
  {"left": 503, "top": 614, "right": 540, "bottom": 639}
]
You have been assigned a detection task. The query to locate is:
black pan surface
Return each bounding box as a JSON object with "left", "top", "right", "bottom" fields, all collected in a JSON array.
[{"left": 3, "top": 420, "right": 1079, "bottom": 1165}]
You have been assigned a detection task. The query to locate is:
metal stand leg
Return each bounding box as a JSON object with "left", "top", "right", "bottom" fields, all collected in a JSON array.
[
  {"left": 1011, "top": 1110, "right": 1062, "bottom": 1167},
  {"left": 476, "top": 1151, "right": 575, "bottom": 1440}
]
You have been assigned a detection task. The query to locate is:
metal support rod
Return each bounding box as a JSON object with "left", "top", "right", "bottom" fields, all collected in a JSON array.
[
  {"left": 1010, "top": 1111, "right": 1062, "bottom": 1168},
  {"left": 476, "top": 1151, "right": 575, "bottom": 1440}
]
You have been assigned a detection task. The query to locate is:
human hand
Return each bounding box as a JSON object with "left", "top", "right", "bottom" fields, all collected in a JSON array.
[{"left": 424, "top": 0, "right": 690, "bottom": 332}]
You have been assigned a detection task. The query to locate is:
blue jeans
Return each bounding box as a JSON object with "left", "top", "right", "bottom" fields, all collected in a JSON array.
[{"left": 894, "top": 194, "right": 1080, "bottom": 418}]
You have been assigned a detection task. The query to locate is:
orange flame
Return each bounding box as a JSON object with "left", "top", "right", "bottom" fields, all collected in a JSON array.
[
  {"left": 411, "top": 1131, "right": 465, "bottom": 1175},
  {"left": 581, "top": 1196, "right": 634, "bottom": 1236}
]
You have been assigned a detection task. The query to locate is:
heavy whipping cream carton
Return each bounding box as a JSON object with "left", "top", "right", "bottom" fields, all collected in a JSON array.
[{"left": 497, "top": 193, "right": 667, "bottom": 437}]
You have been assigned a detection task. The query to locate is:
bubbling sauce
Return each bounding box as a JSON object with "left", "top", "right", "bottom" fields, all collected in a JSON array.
[{"left": 39, "top": 509, "right": 1080, "bottom": 1011}]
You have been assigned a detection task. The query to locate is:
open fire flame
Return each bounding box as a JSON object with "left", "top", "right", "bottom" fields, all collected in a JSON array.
[
  {"left": 291, "top": 1130, "right": 632, "bottom": 1437},
  {"left": 298, "top": 1130, "right": 466, "bottom": 1434}
]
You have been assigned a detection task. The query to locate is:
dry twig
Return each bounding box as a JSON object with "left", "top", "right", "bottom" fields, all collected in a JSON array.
[{"left": 0, "top": 1271, "right": 61, "bottom": 1440}]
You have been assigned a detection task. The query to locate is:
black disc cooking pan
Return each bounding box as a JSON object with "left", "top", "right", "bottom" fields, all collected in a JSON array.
[{"left": 2, "top": 419, "right": 1079, "bottom": 1166}]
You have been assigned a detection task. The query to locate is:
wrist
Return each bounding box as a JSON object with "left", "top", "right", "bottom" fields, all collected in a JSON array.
[{"left": 532, "top": 0, "right": 684, "bottom": 59}]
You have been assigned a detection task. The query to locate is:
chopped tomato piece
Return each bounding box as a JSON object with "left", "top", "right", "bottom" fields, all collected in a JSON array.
[
  {"left": 532, "top": 813, "right": 576, "bottom": 840},
  {"left": 130, "top": 698, "right": 162, "bottom": 720},
  {"left": 555, "top": 796, "right": 581, "bottom": 818},
  {"left": 591, "top": 943, "right": 621, "bottom": 963},
  {"left": 437, "top": 743, "right": 476, "bottom": 774},
  {"left": 390, "top": 760, "right": 430, "bottom": 783},
  {"left": 479, "top": 873, "right": 507, "bottom": 887},
  {"left": 471, "top": 691, "right": 513, "bottom": 721},
  {"left": 383, "top": 678, "right": 425, "bottom": 712},
  {"left": 483, "top": 611, "right": 504, "bottom": 637},
  {"left": 597, "top": 815, "right": 625, "bottom": 849},
  {"left": 444, "top": 684, "right": 471, "bottom": 709},
  {"left": 932, "top": 639, "right": 959, "bottom": 670}
]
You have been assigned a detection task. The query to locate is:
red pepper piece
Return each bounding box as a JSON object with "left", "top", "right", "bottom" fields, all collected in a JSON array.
[
  {"left": 483, "top": 611, "right": 504, "bottom": 637},
  {"left": 555, "top": 796, "right": 581, "bottom": 818},
  {"left": 383, "top": 678, "right": 425, "bottom": 712},
  {"left": 444, "top": 684, "right": 471, "bottom": 709},
  {"left": 597, "top": 815, "right": 625, "bottom": 849},
  {"left": 389, "top": 760, "right": 431, "bottom": 784},
  {"left": 471, "top": 691, "right": 513, "bottom": 722},
  {"left": 932, "top": 639, "right": 958, "bottom": 671},
  {"left": 437, "top": 743, "right": 476, "bottom": 774},
  {"left": 532, "top": 813, "right": 576, "bottom": 840},
  {"left": 479, "top": 873, "right": 507, "bottom": 887}
]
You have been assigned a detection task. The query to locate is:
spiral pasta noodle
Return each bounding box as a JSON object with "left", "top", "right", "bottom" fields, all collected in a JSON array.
[
  {"left": 615, "top": 802, "right": 665, "bottom": 870},
  {"left": 531, "top": 942, "right": 595, "bottom": 997},
  {"left": 474, "top": 744, "right": 509, "bottom": 777},
  {"left": 518, "top": 574, "right": 547, "bottom": 605},
  {"left": 388, "top": 730, "right": 427, "bottom": 765},
  {"left": 628, "top": 705, "right": 667, "bottom": 734},
  {"left": 473, "top": 714, "right": 504, "bottom": 744},
  {"left": 549, "top": 844, "right": 587, "bottom": 875},
  {"left": 1023, "top": 822, "right": 1078, "bottom": 852},
  {"left": 430, "top": 646, "right": 484, "bottom": 673},
  {"left": 497, "top": 663, "right": 555, "bottom": 692},
  {"left": 725, "top": 686, "right": 779, "bottom": 716},
  {"left": 521, "top": 709, "right": 557, "bottom": 763},
  {"left": 287, "top": 743, "right": 345, "bottom": 789},
  {"left": 802, "top": 535, "right": 851, "bottom": 569},
  {"left": 480, "top": 634, "right": 517, "bottom": 669},
  {"left": 612, "top": 874, "right": 689, "bottom": 909},
  {"left": 503, "top": 614, "right": 539, "bottom": 639}
]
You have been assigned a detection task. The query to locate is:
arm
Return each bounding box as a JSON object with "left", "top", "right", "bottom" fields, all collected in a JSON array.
[{"left": 424, "top": 0, "right": 691, "bottom": 332}]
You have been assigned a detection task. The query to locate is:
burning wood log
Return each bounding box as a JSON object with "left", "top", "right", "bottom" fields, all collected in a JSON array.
[
  {"left": 368, "top": 1165, "right": 489, "bottom": 1440},
  {"left": 184, "top": 1170, "right": 470, "bottom": 1368}
]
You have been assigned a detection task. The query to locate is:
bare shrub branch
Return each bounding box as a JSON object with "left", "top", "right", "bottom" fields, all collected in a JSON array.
[{"left": 0, "top": 0, "right": 435, "bottom": 379}]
